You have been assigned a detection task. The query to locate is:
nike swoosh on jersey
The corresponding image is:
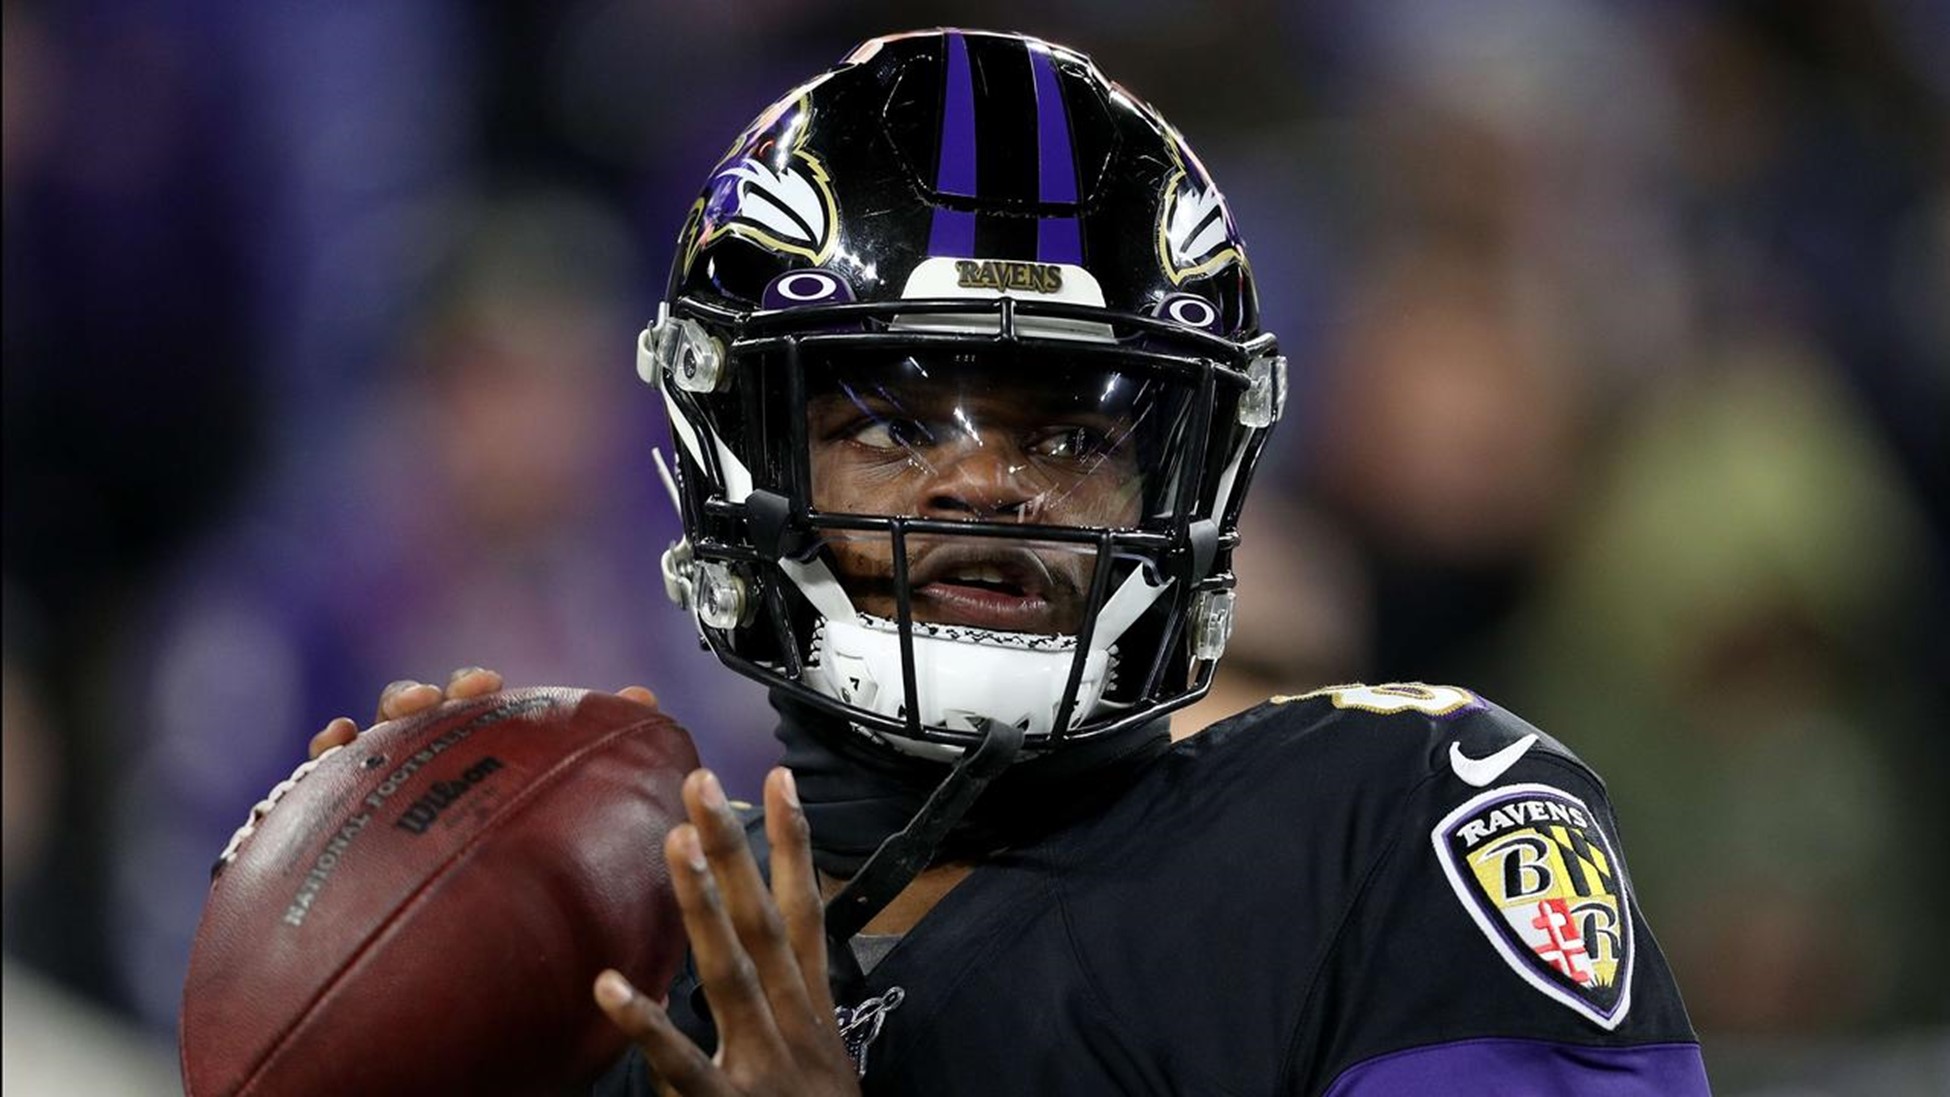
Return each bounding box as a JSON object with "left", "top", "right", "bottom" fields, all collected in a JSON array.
[{"left": 1448, "top": 733, "right": 1539, "bottom": 787}]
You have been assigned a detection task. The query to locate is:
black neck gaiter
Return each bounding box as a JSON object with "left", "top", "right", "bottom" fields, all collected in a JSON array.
[{"left": 772, "top": 692, "right": 1173, "bottom": 878}]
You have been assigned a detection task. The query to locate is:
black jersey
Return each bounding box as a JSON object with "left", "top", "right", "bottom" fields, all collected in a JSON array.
[{"left": 599, "top": 684, "right": 1710, "bottom": 1095}]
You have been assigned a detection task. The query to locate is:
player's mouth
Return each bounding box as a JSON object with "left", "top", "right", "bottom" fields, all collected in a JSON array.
[{"left": 909, "top": 544, "right": 1069, "bottom": 633}]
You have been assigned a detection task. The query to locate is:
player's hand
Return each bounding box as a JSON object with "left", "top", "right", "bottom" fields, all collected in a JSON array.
[
  {"left": 595, "top": 766, "right": 860, "bottom": 1096},
  {"left": 306, "top": 668, "right": 659, "bottom": 760}
]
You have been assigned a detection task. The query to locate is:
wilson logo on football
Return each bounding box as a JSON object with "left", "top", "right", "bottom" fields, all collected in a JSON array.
[{"left": 1431, "top": 783, "right": 1635, "bottom": 1029}]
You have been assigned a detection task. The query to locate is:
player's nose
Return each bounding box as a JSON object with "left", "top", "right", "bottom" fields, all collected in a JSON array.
[{"left": 920, "top": 434, "right": 1043, "bottom": 521}]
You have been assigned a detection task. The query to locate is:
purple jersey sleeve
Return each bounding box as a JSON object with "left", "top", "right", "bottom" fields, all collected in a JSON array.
[{"left": 1322, "top": 1037, "right": 1710, "bottom": 1096}]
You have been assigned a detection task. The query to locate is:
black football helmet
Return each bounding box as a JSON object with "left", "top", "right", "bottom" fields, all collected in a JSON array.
[{"left": 641, "top": 29, "right": 1285, "bottom": 757}]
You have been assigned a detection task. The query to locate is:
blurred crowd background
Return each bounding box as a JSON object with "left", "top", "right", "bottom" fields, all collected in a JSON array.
[{"left": 3, "top": 0, "right": 1944, "bottom": 1092}]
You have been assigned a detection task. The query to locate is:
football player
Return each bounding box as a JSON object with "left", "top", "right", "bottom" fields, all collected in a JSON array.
[{"left": 314, "top": 30, "right": 1711, "bottom": 1095}]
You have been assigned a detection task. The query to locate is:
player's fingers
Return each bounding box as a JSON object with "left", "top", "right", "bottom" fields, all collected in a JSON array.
[
  {"left": 666, "top": 823, "right": 785, "bottom": 1055},
  {"left": 308, "top": 717, "right": 359, "bottom": 761},
  {"left": 684, "top": 771, "right": 815, "bottom": 1027},
  {"left": 595, "top": 970, "right": 736, "bottom": 1097},
  {"left": 765, "top": 767, "right": 834, "bottom": 1021},
  {"left": 618, "top": 685, "right": 660, "bottom": 709},
  {"left": 443, "top": 666, "right": 503, "bottom": 699},
  {"left": 375, "top": 679, "right": 441, "bottom": 723}
]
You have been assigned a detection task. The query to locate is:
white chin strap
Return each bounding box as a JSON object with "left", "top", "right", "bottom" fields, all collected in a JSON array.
[{"left": 788, "top": 555, "right": 1169, "bottom": 754}]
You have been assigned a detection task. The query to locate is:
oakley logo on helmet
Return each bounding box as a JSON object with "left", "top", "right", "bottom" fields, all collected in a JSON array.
[
  {"left": 764, "top": 270, "right": 854, "bottom": 309},
  {"left": 1154, "top": 293, "right": 1222, "bottom": 333}
]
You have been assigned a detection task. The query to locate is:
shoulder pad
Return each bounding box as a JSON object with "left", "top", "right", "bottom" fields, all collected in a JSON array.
[{"left": 1242, "top": 682, "right": 1591, "bottom": 786}]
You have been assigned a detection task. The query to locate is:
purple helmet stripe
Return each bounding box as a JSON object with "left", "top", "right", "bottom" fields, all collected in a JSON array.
[
  {"left": 934, "top": 31, "right": 977, "bottom": 195},
  {"left": 930, "top": 207, "right": 976, "bottom": 257},
  {"left": 1037, "top": 217, "right": 1082, "bottom": 265},
  {"left": 928, "top": 31, "right": 978, "bottom": 255},
  {"left": 1030, "top": 43, "right": 1083, "bottom": 264},
  {"left": 1030, "top": 46, "right": 1078, "bottom": 205}
]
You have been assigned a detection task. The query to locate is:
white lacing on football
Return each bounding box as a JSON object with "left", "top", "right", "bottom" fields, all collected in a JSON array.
[{"left": 214, "top": 743, "right": 346, "bottom": 871}]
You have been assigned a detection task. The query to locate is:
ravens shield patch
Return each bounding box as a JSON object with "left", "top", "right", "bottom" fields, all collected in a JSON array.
[{"left": 1432, "top": 783, "right": 1634, "bottom": 1028}]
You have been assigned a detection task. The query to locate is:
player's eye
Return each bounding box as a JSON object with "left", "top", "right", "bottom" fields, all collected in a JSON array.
[
  {"left": 849, "top": 416, "right": 936, "bottom": 451},
  {"left": 1028, "top": 425, "right": 1112, "bottom": 461}
]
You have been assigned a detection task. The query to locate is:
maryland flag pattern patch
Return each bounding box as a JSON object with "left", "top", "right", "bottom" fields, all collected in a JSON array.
[{"left": 1432, "top": 783, "right": 1634, "bottom": 1028}]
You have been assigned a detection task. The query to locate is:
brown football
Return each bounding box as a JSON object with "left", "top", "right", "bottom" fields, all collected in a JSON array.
[{"left": 179, "top": 687, "right": 697, "bottom": 1096}]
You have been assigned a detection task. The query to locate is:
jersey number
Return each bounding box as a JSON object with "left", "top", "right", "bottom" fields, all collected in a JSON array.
[{"left": 1275, "top": 682, "right": 1478, "bottom": 716}]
